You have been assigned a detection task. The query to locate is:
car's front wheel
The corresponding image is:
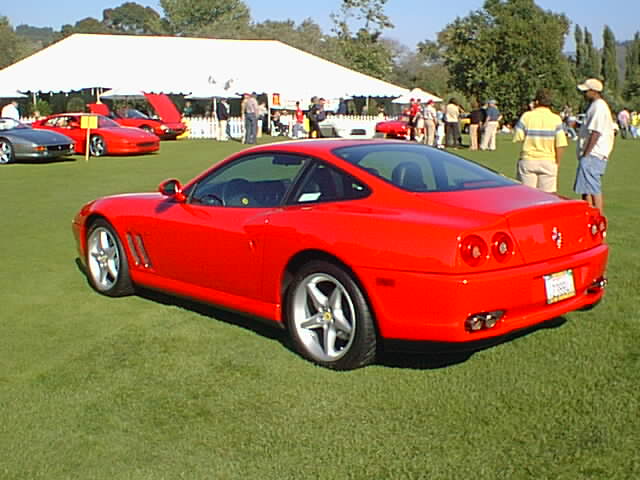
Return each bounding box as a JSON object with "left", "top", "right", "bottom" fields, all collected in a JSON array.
[
  {"left": 86, "top": 219, "right": 134, "bottom": 297},
  {"left": 0, "top": 138, "right": 15, "bottom": 164},
  {"left": 286, "top": 261, "right": 377, "bottom": 370},
  {"left": 89, "top": 135, "right": 106, "bottom": 157}
]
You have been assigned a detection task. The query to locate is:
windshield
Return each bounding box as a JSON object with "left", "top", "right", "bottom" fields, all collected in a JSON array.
[
  {"left": 333, "top": 143, "right": 517, "bottom": 192},
  {"left": 0, "top": 118, "right": 27, "bottom": 131},
  {"left": 97, "top": 115, "right": 121, "bottom": 128},
  {"left": 119, "top": 108, "right": 150, "bottom": 119}
]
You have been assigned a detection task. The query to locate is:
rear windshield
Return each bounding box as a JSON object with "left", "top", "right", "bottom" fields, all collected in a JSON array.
[{"left": 333, "top": 143, "right": 517, "bottom": 192}]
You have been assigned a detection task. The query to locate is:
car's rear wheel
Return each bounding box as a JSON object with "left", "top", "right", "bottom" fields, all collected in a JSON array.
[
  {"left": 86, "top": 219, "right": 134, "bottom": 297},
  {"left": 286, "top": 260, "right": 376, "bottom": 370},
  {"left": 89, "top": 135, "right": 106, "bottom": 157},
  {"left": 0, "top": 138, "right": 15, "bottom": 164}
]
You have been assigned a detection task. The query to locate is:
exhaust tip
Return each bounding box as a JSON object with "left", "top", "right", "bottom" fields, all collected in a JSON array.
[{"left": 465, "top": 310, "right": 505, "bottom": 332}]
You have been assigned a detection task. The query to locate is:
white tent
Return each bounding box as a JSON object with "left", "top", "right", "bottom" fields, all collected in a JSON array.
[
  {"left": 0, "top": 34, "right": 409, "bottom": 104},
  {"left": 392, "top": 87, "right": 442, "bottom": 104},
  {"left": 0, "top": 89, "right": 27, "bottom": 98}
]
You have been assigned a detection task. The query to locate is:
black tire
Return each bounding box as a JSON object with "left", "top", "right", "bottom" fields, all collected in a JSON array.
[
  {"left": 285, "top": 260, "right": 377, "bottom": 370},
  {"left": 89, "top": 135, "right": 106, "bottom": 157},
  {"left": 85, "top": 219, "right": 134, "bottom": 297},
  {"left": 0, "top": 138, "right": 15, "bottom": 164}
]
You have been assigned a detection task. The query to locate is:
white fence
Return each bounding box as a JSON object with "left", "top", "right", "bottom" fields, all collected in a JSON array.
[
  {"left": 179, "top": 114, "right": 384, "bottom": 140},
  {"left": 20, "top": 114, "right": 385, "bottom": 140}
]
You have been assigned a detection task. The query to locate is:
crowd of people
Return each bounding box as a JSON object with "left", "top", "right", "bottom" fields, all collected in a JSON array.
[
  {"left": 0, "top": 78, "right": 621, "bottom": 212},
  {"left": 401, "top": 97, "right": 504, "bottom": 151},
  {"left": 396, "top": 78, "right": 617, "bottom": 213}
]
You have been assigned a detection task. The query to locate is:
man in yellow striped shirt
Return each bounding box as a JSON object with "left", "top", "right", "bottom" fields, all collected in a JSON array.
[{"left": 513, "top": 89, "right": 567, "bottom": 193}]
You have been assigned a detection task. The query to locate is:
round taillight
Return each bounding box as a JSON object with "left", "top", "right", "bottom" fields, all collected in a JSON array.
[
  {"left": 460, "top": 235, "right": 488, "bottom": 267},
  {"left": 589, "top": 215, "right": 607, "bottom": 238},
  {"left": 491, "top": 232, "right": 514, "bottom": 263}
]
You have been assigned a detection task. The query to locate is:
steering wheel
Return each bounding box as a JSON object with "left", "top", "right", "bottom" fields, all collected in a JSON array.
[{"left": 222, "top": 178, "right": 258, "bottom": 207}]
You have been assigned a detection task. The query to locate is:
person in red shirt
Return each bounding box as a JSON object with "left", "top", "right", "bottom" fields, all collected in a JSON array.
[{"left": 293, "top": 101, "right": 305, "bottom": 138}]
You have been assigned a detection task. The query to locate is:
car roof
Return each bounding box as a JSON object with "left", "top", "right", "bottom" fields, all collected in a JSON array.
[{"left": 240, "top": 138, "right": 405, "bottom": 155}]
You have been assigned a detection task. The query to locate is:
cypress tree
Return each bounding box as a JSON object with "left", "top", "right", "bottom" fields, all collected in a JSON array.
[{"left": 601, "top": 25, "right": 619, "bottom": 93}]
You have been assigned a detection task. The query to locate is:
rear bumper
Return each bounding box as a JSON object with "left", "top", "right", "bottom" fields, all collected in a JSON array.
[{"left": 357, "top": 244, "right": 608, "bottom": 343}]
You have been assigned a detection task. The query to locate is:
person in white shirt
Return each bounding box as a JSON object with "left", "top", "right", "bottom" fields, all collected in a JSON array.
[
  {"left": 573, "top": 78, "right": 615, "bottom": 213},
  {"left": 1, "top": 100, "right": 20, "bottom": 120}
]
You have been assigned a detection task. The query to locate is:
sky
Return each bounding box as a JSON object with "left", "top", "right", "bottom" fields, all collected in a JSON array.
[{"left": 2, "top": 0, "right": 639, "bottom": 50}]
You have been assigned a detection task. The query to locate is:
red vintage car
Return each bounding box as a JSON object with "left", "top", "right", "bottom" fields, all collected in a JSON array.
[
  {"left": 72, "top": 140, "right": 608, "bottom": 370},
  {"left": 32, "top": 113, "right": 160, "bottom": 156},
  {"left": 89, "top": 93, "right": 187, "bottom": 140}
]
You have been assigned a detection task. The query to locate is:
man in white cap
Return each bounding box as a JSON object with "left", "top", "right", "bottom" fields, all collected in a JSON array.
[{"left": 574, "top": 78, "right": 615, "bottom": 213}]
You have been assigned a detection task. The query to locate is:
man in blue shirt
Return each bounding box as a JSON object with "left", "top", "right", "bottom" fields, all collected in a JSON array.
[{"left": 481, "top": 100, "right": 502, "bottom": 151}]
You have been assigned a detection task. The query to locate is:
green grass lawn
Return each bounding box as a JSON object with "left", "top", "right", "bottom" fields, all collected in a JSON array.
[{"left": 0, "top": 135, "right": 638, "bottom": 479}]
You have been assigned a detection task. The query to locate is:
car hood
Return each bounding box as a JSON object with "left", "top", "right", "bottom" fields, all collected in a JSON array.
[
  {"left": 9, "top": 128, "right": 74, "bottom": 144},
  {"left": 144, "top": 93, "right": 183, "bottom": 123}
]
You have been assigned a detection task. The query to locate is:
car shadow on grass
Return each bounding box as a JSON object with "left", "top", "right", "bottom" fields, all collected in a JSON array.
[
  {"left": 74, "top": 259, "right": 568, "bottom": 370},
  {"left": 9, "top": 156, "right": 77, "bottom": 165},
  {"left": 135, "top": 287, "right": 289, "bottom": 343},
  {"left": 136, "top": 285, "right": 568, "bottom": 370},
  {"left": 378, "top": 316, "right": 567, "bottom": 369}
]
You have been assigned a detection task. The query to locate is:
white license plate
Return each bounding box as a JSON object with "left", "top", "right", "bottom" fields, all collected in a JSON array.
[{"left": 544, "top": 269, "right": 576, "bottom": 304}]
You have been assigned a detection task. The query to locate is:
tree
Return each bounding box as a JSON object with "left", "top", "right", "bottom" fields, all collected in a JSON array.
[
  {"left": 623, "top": 33, "right": 640, "bottom": 108},
  {"left": 436, "top": 0, "right": 574, "bottom": 121},
  {"left": 248, "top": 18, "right": 337, "bottom": 61},
  {"left": 583, "top": 28, "right": 601, "bottom": 79},
  {"left": 102, "top": 2, "right": 165, "bottom": 35},
  {"left": 0, "top": 16, "right": 24, "bottom": 69},
  {"left": 329, "top": 0, "right": 395, "bottom": 80},
  {"left": 159, "top": 0, "right": 250, "bottom": 36},
  {"left": 59, "top": 17, "right": 112, "bottom": 37},
  {"left": 574, "top": 25, "right": 587, "bottom": 78},
  {"left": 601, "top": 25, "right": 619, "bottom": 93}
]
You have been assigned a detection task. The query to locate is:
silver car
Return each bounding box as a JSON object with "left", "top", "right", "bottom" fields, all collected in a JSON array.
[{"left": 0, "top": 117, "right": 75, "bottom": 164}]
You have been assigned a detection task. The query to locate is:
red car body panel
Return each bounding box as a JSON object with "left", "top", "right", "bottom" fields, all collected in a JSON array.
[
  {"left": 32, "top": 113, "right": 160, "bottom": 155},
  {"left": 72, "top": 140, "right": 608, "bottom": 347}
]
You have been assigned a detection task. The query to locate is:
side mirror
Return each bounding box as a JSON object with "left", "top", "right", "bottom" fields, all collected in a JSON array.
[{"left": 158, "top": 179, "right": 186, "bottom": 202}]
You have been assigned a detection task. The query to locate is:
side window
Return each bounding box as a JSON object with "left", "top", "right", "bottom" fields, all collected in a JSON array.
[
  {"left": 357, "top": 151, "right": 435, "bottom": 191},
  {"left": 293, "top": 163, "right": 369, "bottom": 204},
  {"left": 188, "top": 153, "right": 307, "bottom": 207}
]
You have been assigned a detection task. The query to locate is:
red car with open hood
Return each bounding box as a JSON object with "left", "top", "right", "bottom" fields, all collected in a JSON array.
[{"left": 89, "top": 93, "right": 187, "bottom": 140}]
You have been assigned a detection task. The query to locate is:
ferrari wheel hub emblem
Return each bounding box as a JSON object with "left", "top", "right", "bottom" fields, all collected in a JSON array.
[{"left": 551, "top": 227, "right": 563, "bottom": 249}]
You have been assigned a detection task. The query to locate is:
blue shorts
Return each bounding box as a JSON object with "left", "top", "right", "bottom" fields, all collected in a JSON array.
[{"left": 574, "top": 154, "right": 608, "bottom": 195}]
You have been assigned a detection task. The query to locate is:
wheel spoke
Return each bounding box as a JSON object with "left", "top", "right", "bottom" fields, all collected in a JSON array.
[
  {"left": 332, "top": 308, "right": 353, "bottom": 338},
  {"left": 306, "top": 281, "right": 328, "bottom": 311},
  {"left": 323, "top": 324, "right": 337, "bottom": 357},
  {"left": 300, "top": 312, "right": 324, "bottom": 330}
]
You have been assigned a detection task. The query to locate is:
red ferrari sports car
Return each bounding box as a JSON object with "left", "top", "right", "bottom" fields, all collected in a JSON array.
[
  {"left": 72, "top": 140, "right": 608, "bottom": 370},
  {"left": 32, "top": 113, "right": 160, "bottom": 156},
  {"left": 375, "top": 115, "right": 411, "bottom": 139},
  {"left": 88, "top": 93, "right": 187, "bottom": 140}
]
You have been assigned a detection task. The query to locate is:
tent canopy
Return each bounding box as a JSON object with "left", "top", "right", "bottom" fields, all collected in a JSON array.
[
  {"left": 0, "top": 34, "right": 409, "bottom": 104},
  {"left": 392, "top": 87, "right": 442, "bottom": 104},
  {"left": 0, "top": 89, "right": 27, "bottom": 99}
]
